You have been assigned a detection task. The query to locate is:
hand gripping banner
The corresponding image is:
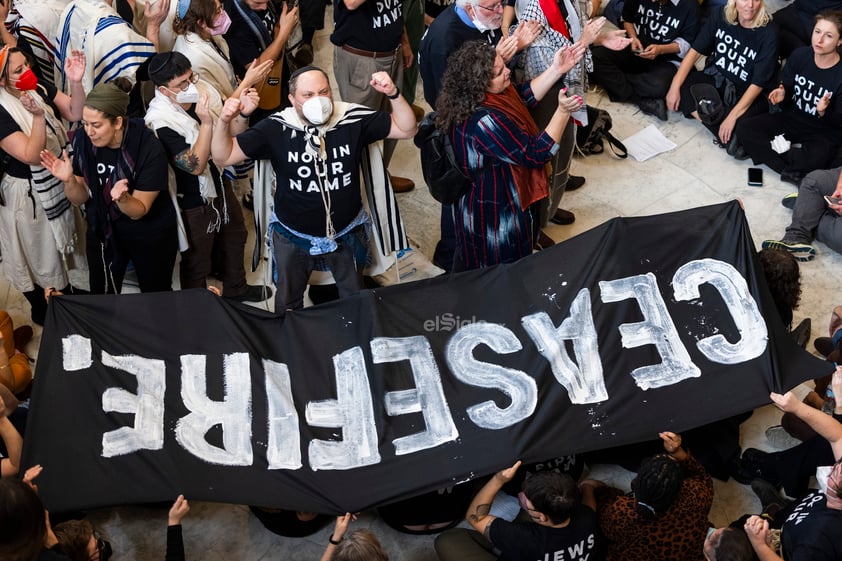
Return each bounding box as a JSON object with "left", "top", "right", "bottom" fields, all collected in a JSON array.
[{"left": 23, "top": 201, "right": 827, "bottom": 513}]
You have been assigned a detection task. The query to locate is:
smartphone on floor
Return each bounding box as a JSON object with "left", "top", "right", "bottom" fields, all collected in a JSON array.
[{"left": 747, "top": 167, "right": 763, "bottom": 187}]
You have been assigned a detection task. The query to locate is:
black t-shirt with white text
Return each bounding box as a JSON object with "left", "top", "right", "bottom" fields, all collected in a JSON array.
[
  {"left": 236, "top": 108, "right": 391, "bottom": 236},
  {"left": 692, "top": 10, "right": 778, "bottom": 93},
  {"left": 780, "top": 46, "right": 842, "bottom": 129},
  {"left": 330, "top": 0, "right": 403, "bottom": 51},
  {"left": 489, "top": 504, "right": 605, "bottom": 561},
  {"left": 781, "top": 491, "right": 842, "bottom": 561},
  {"left": 623, "top": 0, "right": 699, "bottom": 52}
]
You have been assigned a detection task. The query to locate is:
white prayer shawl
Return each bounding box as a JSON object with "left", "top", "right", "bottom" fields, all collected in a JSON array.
[
  {"left": 144, "top": 79, "right": 222, "bottom": 203},
  {"left": 253, "top": 101, "right": 410, "bottom": 285},
  {"left": 0, "top": 88, "right": 77, "bottom": 255},
  {"left": 144, "top": 80, "right": 223, "bottom": 239},
  {"left": 12, "top": 0, "right": 69, "bottom": 89},
  {"left": 173, "top": 33, "right": 238, "bottom": 99},
  {"left": 54, "top": 0, "right": 155, "bottom": 94}
]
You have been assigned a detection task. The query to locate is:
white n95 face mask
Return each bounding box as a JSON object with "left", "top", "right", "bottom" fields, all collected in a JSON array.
[
  {"left": 176, "top": 83, "right": 200, "bottom": 104},
  {"left": 302, "top": 96, "right": 334, "bottom": 125}
]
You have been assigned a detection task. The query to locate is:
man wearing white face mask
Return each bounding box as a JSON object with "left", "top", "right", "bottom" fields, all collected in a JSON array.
[
  {"left": 146, "top": 51, "right": 272, "bottom": 302},
  {"left": 211, "top": 66, "right": 418, "bottom": 314}
]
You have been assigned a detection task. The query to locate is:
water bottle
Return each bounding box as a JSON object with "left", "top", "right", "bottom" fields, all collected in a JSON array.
[{"left": 822, "top": 386, "right": 835, "bottom": 415}]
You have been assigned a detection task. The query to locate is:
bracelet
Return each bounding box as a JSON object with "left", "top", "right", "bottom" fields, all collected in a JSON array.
[
  {"left": 239, "top": 112, "right": 251, "bottom": 119},
  {"left": 328, "top": 536, "right": 342, "bottom": 545},
  {"left": 387, "top": 87, "right": 400, "bottom": 100}
]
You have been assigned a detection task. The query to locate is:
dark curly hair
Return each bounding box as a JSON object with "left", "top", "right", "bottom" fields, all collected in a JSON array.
[
  {"left": 522, "top": 471, "right": 581, "bottom": 525},
  {"left": 632, "top": 454, "right": 683, "bottom": 520},
  {"left": 434, "top": 41, "right": 497, "bottom": 131},
  {"left": 758, "top": 247, "right": 801, "bottom": 323}
]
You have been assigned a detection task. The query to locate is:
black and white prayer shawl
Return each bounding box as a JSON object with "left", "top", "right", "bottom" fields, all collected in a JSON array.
[
  {"left": 173, "top": 33, "right": 238, "bottom": 99},
  {"left": 144, "top": 80, "right": 224, "bottom": 249},
  {"left": 252, "top": 102, "right": 410, "bottom": 285},
  {"left": 0, "top": 87, "right": 77, "bottom": 255},
  {"left": 54, "top": 0, "right": 155, "bottom": 94},
  {"left": 11, "top": 0, "right": 67, "bottom": 90}
]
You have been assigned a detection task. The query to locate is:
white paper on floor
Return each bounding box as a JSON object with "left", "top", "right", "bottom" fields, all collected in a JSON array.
[{"left": 622, "top": 124, "right": 677, "bottom": 162}]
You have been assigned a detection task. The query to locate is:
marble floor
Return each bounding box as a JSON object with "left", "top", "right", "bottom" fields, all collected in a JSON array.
[{"left": 3, "top": 8, "right": 841, "bottom": 560}]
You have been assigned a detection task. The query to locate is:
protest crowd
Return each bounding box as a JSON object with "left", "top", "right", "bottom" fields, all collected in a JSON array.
[{"left": 1, "top": 0, "right": 842, "bottom": 557}]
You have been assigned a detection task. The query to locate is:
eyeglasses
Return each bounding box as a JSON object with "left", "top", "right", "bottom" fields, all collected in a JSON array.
[
  {"left": 170, "top": 71, "right": 200, "bottom": 92},
  {"left": 476, "top": 2, "right": 504, "bottom": 11}
]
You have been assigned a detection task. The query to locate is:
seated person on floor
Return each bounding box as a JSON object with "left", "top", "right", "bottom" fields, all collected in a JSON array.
[
  {"left": 773, "top": 0, "right": 842, "bottom": 57},
  {"left": 737, "top": 10, "right": 842, "bottom": 187},
  {"left": 322, "top": 513, "right": 389, "bottom": 561},
  {"left": 742, "top": 379, "right": 842, "bottom": 561},
  {"left": 762, "top": 167, "right": 842, "bottom": 261},
  {"left": 665, "top": 0, "right": 778, "bottom": 157},
  {"left": 734, "top": 363, "right": 841, "bottom": 499},
  {"left": 704, "top": 524, "right": 758, "bottom": 561},
  {"left": 590, "top": 0, "right": 701, "bottom": 121},
  {"left": 593, "top": 431, "right": 714, "bottom": 561},
  {"left": 434, "top": 460, "right": 604, "bottom": 561}
]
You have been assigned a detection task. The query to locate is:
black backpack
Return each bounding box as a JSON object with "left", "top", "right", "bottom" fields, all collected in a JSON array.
[
  {"left": 414, "top": 112, "right": 472, "bottom": 204},
  {"left": 575, "top": 105, "right": 628, "bottom": 158}
]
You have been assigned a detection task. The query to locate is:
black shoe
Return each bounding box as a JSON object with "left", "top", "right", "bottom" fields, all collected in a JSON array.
[
  {"left": 781, "top": 170, "right": 805, "bottom": 187},
  {"left": 225, "top": 284, "right": 273, "bottom": 303},
  {"left": 733, "top": 448, "right": 780, "bottom": 486},
  {"left": 565, "top": 175, "right": 586, "bottom": 191},
  {"left": 293, "top": 43, "right": 314, "bottom": 67},
  {"left": 790, "top": 318, "right": 811, "bottom": 350},
  {"left": 549, "top": 208, "right": 575, "bottom": 225},
  {"left": 242, "top": 191, "right": 255, "bottom": 211},
  {"left": 751, "top": 478, "right": 786, "bottom": 514},
  {"left": 815, "top": 336, "right": 835, "bottom": 358},
  {"left": 726, "top": 134, "right": 748, "bottom": 160},
  {"left": 637, "top": 97, "right": 668, "bottom": 121}
]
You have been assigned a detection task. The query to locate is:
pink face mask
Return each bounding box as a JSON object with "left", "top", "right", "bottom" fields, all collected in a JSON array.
[
  {"left": 207, "top": 10, "right": 232, "bottom": 35},
  {"left": 825, "top": 462, "right": 842, "bottom": 510},
  {"left": 15, "top": 68, "right": 38, "bottom": 91}
]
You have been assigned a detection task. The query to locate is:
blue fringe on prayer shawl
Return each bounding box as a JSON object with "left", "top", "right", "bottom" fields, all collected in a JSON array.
[
  {"left": 252, "top": 102, "right": 410, "bottom": 285},
  {"left": 54, "top": 0, "right": 155, "bottom": 94}
]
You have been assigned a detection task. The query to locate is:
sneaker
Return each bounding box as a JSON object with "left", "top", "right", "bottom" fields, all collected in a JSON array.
[
  {"left": 389, "top": 174, "right": 415, "bottom": 193},
  {"left": 790, "top": 318, "right": 811, "bottom": 350},
  {"left": 224, "top": 284, "right": 274, "bottom": 303},
  {"left": 765, "top": 425, "right": 801, "bottom": 450},
  {"left": 761, "top": 239, "right": 816, "bottom": 262},
  {"left": 565, "top": 175, "right": 586, "bottom": 191},
  {"left": 733, "top": 448, "right": 779, "bottom": 486},
  {"left": 550, "top": 208, "right": 575, "bottom": 225},
  {"left": 637, "top": 97, "right": 668, "bottom": 121},
  {"left": 780, "top": 192, "right": 798, "bottom": 210}
]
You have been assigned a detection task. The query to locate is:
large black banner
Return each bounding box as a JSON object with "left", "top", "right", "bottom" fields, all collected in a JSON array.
[{"left": 24, "top": 201, "right": 826, "bottom": 513}]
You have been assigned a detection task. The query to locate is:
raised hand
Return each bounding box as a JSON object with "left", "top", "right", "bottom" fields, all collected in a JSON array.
[
  {"left": 41, "top": 149, "right": 74, "bottom": 182},
  {"left": 196, "top": 93, "right": 212, "bottom": 126},
  {"left": 168, "top": 495, "right": 190, "bottom": 526},
  {"left": 242, "top": 58, "right": 273, "bottom": 89}
]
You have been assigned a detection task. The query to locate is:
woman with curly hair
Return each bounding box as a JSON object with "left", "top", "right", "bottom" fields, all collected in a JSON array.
[{"left": 435, "top": 40, "right": 584, "bottom": 270}]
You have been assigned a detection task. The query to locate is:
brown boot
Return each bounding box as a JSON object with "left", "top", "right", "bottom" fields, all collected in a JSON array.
[
  {"left": 534, "top": 231, "right": 556, "bottom": 250},
  {"left": 389, "top": 174, "right": 415, "bottom": 193}
]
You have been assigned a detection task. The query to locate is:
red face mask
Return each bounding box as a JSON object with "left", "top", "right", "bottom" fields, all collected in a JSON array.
[{"left": 15, "top": 68, "right": 38, "bottom": 91}]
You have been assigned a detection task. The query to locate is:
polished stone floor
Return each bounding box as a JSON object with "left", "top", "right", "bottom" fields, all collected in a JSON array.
[{"left": 2, "top": 4, "right": 840, "bottom": 559}]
